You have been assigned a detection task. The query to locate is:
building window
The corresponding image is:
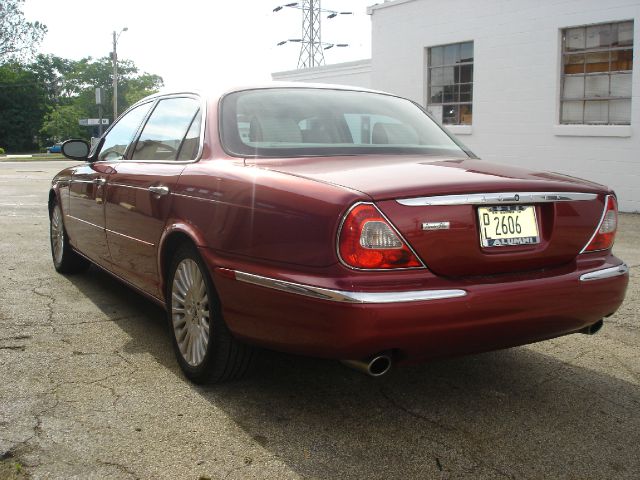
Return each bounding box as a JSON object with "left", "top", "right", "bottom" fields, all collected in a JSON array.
[
  {"left": 427, "top": 41, "right": 474, "bottom": 125},
  {"left": 561, "top": 21, "right": 634, "bottom": 125}
]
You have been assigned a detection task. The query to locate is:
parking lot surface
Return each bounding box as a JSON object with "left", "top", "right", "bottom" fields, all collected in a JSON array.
[{"left": 0, "top": 161, "right": 638, "bottom": 479}]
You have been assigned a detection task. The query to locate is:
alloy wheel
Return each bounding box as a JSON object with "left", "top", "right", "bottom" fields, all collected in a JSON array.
[
  {"left": 51, "top": 205, "right": 64, "bottom": 265},
  {"left": 171, "top": 258, "right": 210, "bottom": 366}
]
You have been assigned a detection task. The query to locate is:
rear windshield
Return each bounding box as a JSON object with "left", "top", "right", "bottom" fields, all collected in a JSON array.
[{"left": 220, "top": 88, "right": 469, "bottom": 158}]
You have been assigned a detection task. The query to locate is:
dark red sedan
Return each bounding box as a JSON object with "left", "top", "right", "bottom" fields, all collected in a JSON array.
[{"left": 50, "top": 85, "right": 629, "bottom": 383}]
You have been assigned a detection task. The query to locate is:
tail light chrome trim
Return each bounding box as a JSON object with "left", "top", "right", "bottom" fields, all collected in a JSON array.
[
  {"left": 233, "top": 270, "right": 467, "bottom": 303},
  {"left": 396, "top": 192, "right": 598, "bottom": 206},
  {"left": 579, "top": 264, "right": 629, "bottom": 282},
  {"left": 336, "top": 201, "right": 426, "bottom": 271},
  {"left": 580, "top": 194, "right": 617, "bottom": 254}
]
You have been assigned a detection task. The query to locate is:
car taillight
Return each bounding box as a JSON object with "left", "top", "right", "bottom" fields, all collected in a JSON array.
[
  {"left": 582, "top": 195, "right": 618, "bottom": 253},
  {"left": 338, "top": 203, "right": 424, "bottom": 269}
]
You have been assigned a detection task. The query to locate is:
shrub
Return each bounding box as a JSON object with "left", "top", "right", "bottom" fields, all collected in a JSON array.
[{"left": 0, "top": 147, "right": 5, "bottom": 155}]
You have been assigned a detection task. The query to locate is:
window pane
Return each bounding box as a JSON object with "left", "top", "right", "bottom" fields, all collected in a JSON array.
[
  {"left": 177, "top": 111, "right": 201, "bottom": 161},
  {"left": 442, "top": 66, "right": 455, "bottom": 85},
  {"left": 586, "top": 23, "right": 611, "bottom": 49},
  {"left": 565, "top": 27, "right": 585, "bottom": 51},
  {"left": 459, "top": 84, "right": 472, "bottom": 102},
  {"left": 430, "top": 46, "right": 444, "bottom": 67},
  {"left": 132, "top": 97, "right": 200, "bottom": 160},
  {"left": 459, "top": 104, "right": 472, "bottom": 125},
  {"left": 460, "top": 42, "right": 474, "bottom": 62},
  {"left": 442, "top": 104, "right": 458, "bottom": 124},
  {"left": 98, "top": 102, "right": 153, "bottom": 162},
  {"left": 442, "top": 85, "right": 456, "bottom": 103},
  {"left": 585, "top": 74, "right": 609, "bottom": 98},
  {"left": 430, "top": 67, "right": 444, "bottom": 86},
  {"left": 429, "top": 86, "right": 443, "bottom": 104},
  {"left": 585, "top": 51, "right": 610, "bottom": 73},
  {"left": 584, "top": 100, "right": 608, "bottom": 123},
  {"left": 609, "top": 99, "right": 631, "bottom": 124},
  {"left": 617, "top": 21, "right": 634, "bottom": 47},
  {"left": 563, "top": 76, "right": 585, "bottom": 99},
  {"left": 610, "top": 49, "right": 633, "bottom": 71},
  {"left": 444, "top": 44, "right": 459, "bottom": 65},
  {"left": 610, "top": 73, "right": 632, "bottom": 96},
  {"left": 561, "top": 101, "right": 584, "bottom": 123},
  {"left": 459, "top": 64, "right": 473, "bottom": 83},
  {"left": 564, "top": 54, "right": 585, "bottom": 74}
]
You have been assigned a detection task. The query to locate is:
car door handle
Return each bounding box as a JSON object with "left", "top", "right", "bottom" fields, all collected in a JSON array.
[
  {"left": 149, "top": 185, "right": 170, "bottom": 196},
  {"left": 94, "top": 177, "right": 107, "bottom": 185}
]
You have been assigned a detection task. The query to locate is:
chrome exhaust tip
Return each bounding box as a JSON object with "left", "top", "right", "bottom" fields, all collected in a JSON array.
[
  {"left": 341, "top": 352, "right": 393, "bottom": 377},
  {"left": 580, "top": 319, "right": 604, "bottom": 335}
]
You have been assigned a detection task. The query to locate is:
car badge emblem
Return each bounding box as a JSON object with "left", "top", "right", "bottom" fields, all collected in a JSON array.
[{"left": 422, "top": 221, "right": 450, "bottom": 231}]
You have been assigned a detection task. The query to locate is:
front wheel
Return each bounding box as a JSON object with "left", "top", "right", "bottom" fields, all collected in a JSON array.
[
  {"left": 167, "top": 243, "right": 255, "bottom": 383},
  {"left": 50, "top": 202, "right": 90, "bottom": 274}
]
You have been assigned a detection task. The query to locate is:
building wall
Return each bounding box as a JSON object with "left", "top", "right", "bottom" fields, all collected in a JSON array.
[
  {"left": 272, "top": 59, "right": 372, "bottom": 88},
  {"left": 369, "top": 0, "right": 640, "bottom": 212}
]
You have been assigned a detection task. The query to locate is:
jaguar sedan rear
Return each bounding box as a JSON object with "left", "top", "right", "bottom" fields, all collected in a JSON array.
[{"left": 50, "top": 85, "right": 629, "bottom": 382}]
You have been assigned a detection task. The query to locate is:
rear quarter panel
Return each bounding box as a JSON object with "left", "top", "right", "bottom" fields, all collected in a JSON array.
[{"left": 172, "top": 159, "right": 366, "bottom": 267}]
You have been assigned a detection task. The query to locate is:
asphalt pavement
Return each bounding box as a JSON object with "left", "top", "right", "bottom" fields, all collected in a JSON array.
[{"left": 0, "top": 161, "right": 638, "bottom": 479}]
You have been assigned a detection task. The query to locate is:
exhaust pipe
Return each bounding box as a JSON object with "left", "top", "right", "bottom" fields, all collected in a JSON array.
[
  {"left": 341, "top": 352, "right": 393, "bottom": 377},
  {"left": 580, "top": 319, "right": 603, "bottom": 335}
]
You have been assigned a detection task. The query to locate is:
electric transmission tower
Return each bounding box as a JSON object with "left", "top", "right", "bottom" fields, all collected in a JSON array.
[{"left": 274, "top": 1, "right": 352, "bottom": 69}]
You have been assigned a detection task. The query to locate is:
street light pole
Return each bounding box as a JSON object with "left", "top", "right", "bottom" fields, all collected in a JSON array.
[{"left": 111, "top": 27, "right": 128, "bottom": 120}]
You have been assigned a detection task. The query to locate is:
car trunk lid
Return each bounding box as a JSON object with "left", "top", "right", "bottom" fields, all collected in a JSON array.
[{"left": 257, "top": 155, "right": 609, "bottom": 276}]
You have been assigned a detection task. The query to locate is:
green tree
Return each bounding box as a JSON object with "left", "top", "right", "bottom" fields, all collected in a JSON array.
[
  {"left": 40, "top": 105, "right": 86, "bottom": 142},
  {"left": 0, "top": 0, "right": 47, "bottom": 63},
  {"left": 0, "top": 62, "right": 47, "bottom": 151}
]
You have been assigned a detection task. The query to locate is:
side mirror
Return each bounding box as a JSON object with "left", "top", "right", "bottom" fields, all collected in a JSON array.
[{"left": 61, "top": 139, "right": 90, "bottom": 161}]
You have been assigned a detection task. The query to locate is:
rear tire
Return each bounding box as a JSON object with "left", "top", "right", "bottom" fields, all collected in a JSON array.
[
  {"left": 167, "top": 243, "right": 254, "bottom": 384},
  {"left": 50, "top": 201, "right": 90, "bottom": 274}
]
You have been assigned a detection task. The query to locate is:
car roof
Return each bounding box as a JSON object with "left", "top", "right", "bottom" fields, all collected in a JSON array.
[{"left": 135, "top": 82, "right": 389, "bottom": 104}]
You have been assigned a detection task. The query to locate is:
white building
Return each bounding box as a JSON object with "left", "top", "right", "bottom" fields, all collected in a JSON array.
[{"left": 272, "top": 0, "right": 639, "bottom": 212}]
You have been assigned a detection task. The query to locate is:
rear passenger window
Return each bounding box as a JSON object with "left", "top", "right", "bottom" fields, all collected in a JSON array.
[
  {"left": 131, "top": 97, "right": 200, "bottom": 161},
  {"left": 177, "top": 112, "right": 202, "bottom": 160}
]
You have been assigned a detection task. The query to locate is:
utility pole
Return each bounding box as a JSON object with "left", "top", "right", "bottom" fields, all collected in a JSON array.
[
  {"left": 112, "top": 27, "right": 128, "bottom": 120},
  {"left": 274, "top": 2, "right": 351, "bottom": 69}
]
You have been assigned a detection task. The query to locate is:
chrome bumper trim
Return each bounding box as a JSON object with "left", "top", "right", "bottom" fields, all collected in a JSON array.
[
  {"left": 234, "top": 271, "right": 467, "bottom": 304},
  {"left": 579, "top": 264, "right": 629, "bottom": 282},
  {"left": 397, "top": 191, "right": 598, "bottom": 206}
]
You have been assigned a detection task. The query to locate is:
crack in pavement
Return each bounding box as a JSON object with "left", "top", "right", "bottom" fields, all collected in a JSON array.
[{"left": 378, "top": 386, "right": 518, "bottom": 479}]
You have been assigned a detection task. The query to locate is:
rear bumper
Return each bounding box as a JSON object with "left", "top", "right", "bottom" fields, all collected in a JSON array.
[{"left": 207, "top": 252, "right": 629, "bottom": 364}]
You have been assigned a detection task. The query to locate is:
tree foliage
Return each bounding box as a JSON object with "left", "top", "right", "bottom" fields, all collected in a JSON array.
[
  {"left": 0, "top": 54, "right": 164, "bottom": 151},
  {"left": 0, "top": 62, "right": 48, "bottom": 151},
  {"left": 0, "top": 0, "right": 47, "bottom": 63}
]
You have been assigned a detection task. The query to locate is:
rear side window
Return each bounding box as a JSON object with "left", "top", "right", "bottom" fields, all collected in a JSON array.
[
  {"left": 98, "top": 102, "right": 153, "bottom": 161},
  {"left": 131, "top": 97, "right": 201, "bottom": 161}
]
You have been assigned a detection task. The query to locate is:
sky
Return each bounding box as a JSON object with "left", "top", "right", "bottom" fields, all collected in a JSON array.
[{"left": 22, "top": 0, "right": 373, "bottom": 90}]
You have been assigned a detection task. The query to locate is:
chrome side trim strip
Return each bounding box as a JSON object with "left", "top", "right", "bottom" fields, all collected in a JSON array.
[
  {"left": 105, "top": 228, "right": 155, "bottom": 247},
  {"left": 234, "top": 270, "right": 467, "bottom": 304},
  {"left": 66, "top": 214, "right": 102, "bottom": 230},
  {"left": 579, "top": 264, "right": 629, "bottom": 282},
  {"left": 397, "top": 192, "right": 598, "bottom": 206},
  {"left": 108, "top": 182, "right": 149, "bottom": 191}
]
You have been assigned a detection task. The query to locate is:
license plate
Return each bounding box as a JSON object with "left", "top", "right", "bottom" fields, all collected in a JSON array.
[{"left": 478, "top": 205, "right": 540, "bottom": 247}]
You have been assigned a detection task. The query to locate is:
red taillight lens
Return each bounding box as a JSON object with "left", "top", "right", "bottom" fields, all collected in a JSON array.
[
  {"left": 582, "top": 195, "right": 618, "bottom": 253},
  {"left": 338, "top": 203, "right": 423, "bottom": 269}
]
